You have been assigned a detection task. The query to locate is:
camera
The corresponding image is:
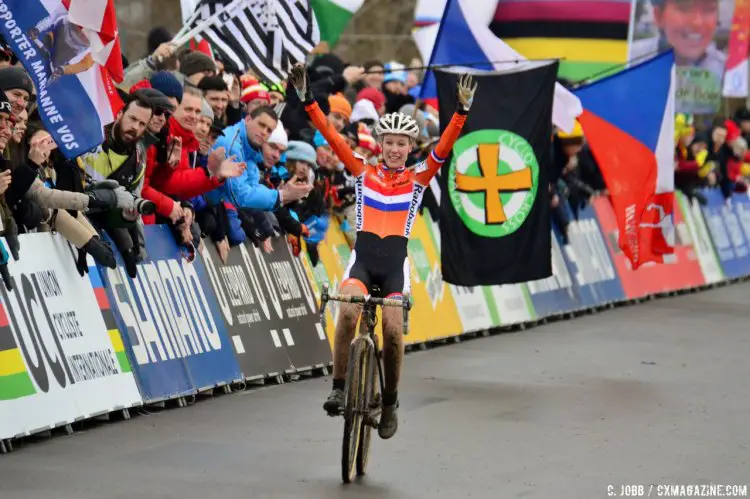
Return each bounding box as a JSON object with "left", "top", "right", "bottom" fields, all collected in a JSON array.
[{"left": 133, "top": 197, "right": 156, "bottom": 216}]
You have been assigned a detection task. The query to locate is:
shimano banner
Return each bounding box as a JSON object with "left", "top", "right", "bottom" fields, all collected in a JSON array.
[{"left": 100, "top": 226, "right": 241, "bottom": 402}]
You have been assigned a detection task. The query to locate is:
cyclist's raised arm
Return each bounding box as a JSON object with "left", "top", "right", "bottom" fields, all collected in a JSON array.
[
  {"left": 304, "top": 100, "right": 365, "bottom": 176},
  {"left": 415, "top": 73, "right": 479, "bottom": 185},
  {"left": 289, "top": 63, "right": 365, "bottom": 177},
  {"left": 415, "top": 110, "right": 467, "bottom": 185}
]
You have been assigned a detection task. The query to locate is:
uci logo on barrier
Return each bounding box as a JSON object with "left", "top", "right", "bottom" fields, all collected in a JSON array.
[
  {"left": 448, "top": 129, "right": 538, "bottom": 237},
  {"left": 1, "top": 269, "right": 120, "bottom": 394}
]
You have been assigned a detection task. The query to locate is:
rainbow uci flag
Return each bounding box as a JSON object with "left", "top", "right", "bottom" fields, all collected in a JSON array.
[{"left": 490, "top": 0, "right": 633, "bottom": 82}]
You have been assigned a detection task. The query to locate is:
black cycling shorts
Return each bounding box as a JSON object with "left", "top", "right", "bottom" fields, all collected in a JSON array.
[{"left": 341, "top": 232, "right": 411, "bottom": 298}]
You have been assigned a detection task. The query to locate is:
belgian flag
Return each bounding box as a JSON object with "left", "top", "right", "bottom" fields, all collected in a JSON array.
[{"left": 435, "top": 64, "right": 557, "bottom": 286}]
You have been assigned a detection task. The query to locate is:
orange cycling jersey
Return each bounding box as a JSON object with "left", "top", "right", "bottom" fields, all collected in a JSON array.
[{"left": 305, "top": 101, "right": 467, "bottom": 240}]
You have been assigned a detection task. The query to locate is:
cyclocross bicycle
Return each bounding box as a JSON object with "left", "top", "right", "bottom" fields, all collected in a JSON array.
[{"left": 319, "top": 283, "right": 411, "bottom": 484}]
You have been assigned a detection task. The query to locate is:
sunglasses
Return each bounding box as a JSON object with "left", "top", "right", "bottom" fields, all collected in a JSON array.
[{"left": 153, "top": 109, "right": 171, "bottom": 118}]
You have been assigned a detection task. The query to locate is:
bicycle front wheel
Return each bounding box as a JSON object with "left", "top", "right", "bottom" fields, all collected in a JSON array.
[
  {"left": 356, "top": 344, "right": 379, "bottom": 476},
  {"left": 341, "top": 341, "right": 369, "bottom": 484}
]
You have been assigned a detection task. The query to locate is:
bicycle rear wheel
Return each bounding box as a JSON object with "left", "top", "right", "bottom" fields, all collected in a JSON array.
[
  {"left": 356, "top": 345, "right": 379, "bottom": 476},
  {"left": 341, "top": 341, "right": 368, "bottom": 484}
]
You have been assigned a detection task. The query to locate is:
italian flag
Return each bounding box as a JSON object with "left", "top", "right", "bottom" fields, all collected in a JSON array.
[{"left": 311, "top": 0, "right": 364, "bottom": 46}]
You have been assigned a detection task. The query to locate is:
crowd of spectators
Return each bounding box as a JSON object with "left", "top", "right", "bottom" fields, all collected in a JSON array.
[
  {"left": 0, "top": 26, "right": 747, "bottom": 284},
  {"left": 0, "top": 29, "right": 446, "bottom": 283}
]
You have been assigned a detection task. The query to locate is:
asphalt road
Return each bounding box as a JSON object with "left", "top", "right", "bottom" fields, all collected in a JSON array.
[{"left": 1, "top": 284, "right": 749, "bottom": 499}]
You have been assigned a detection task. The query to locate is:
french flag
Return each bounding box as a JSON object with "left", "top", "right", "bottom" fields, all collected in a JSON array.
[
  {"left": 418, "top": 0, "right": 582, "bottom": 133},
  {"left": 0, "top": 0, "right": 123, "bottom": 159},
  {"left": 575, "top": 51, "right": 676, "bottom": 269}
]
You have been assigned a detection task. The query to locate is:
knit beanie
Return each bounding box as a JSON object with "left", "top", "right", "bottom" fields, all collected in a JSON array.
[
  {"left": 0, "top": 67, "right": 34, "bottom": 99},
  {"left": 356, "top": 88, "right": 386, "bottom": 111},
  {"left": 286, "top": 140, "right": 317, "bottom": 165},
  {"left": 358, "top": 130, "right": 379, "bottom": 155},
  {"left": 383, "top": 61, "right": 408, "bottom": 85},
  {"left": 267, "top": 121, "right": 288, "bottom": 148},
  {"left": 179, "top": 51, "right": 216, "bottom": 78},
  {"left": 241, "top": 81, "right": 270, "bottom": 104},
  {"left": 150, "top": 71, "right": 183, "bottom": 102},
  {"left": 328, "top": 93, "right": 352, "bottom": 119},
  {"left": 200, "top": 98, "right": 214, "bottom": 121},
  {"left": 351, "top": 99, "right": 379, "bottom": 123}
]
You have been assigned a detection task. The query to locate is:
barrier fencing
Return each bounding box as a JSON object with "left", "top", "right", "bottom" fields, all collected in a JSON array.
[{"left": 1, "top": 191, "right": 747, "bottom": 448}]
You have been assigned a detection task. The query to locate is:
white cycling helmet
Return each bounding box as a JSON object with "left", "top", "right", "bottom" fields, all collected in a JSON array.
[{"left": 375, "top": 112, "right": 420, "bottom": 141}]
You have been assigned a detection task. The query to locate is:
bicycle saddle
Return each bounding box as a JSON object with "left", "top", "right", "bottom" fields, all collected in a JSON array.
[{"left": 369, "top": 285, "right": 383, "bottom": 298}]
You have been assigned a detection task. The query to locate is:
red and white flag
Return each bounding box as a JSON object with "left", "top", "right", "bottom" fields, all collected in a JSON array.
[{"left": 63, "top": 0, "right": 124, "bottom": 82}]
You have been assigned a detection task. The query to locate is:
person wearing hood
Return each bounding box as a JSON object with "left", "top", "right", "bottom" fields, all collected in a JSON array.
[{"left": 0, "top": 65, "right": 34, "bottom": 117}]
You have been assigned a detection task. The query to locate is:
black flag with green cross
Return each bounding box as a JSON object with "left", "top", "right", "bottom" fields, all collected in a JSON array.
[{"left": 434, "top": 64, "right": 557, "bottom": 286}]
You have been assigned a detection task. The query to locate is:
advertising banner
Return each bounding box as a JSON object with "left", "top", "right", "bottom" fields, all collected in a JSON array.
[
  {"left": 563, "top": 204, "right": 626, "bottom": 306},
  {"left": 0, "top": 233, "right": 141, "bottom": 439},
  {"left": 200, "top": 243, "right": 294, "bottom": 378},
  {"left": 484, "top": 284, "right": 536, "bottom": 326},
  {"left": 592, "top": 197, "right": 705, "bottom": 298},
  {"left": 449, "top": 285, "right": 495, "bottom": 333},
  {"left": 407, "top": 214, "right": 467, "bottom": 341},
  {"left": 630, "top": 0, "right": 735, "bottom": 114},
  {"left": 308, "top": 218, "right": 351, "bottom": 350},
  {"left": 231, "top": 237, "right": 330, "bottom": 374},
  {"left": 100, "top": 226, "right": 241, "bottom": 402},
  {"left": 527, "top": 228, "right": 583, "bottom": 317},
  {"left": 675, "top": 191, "right": 724, "bottom": 283},
  {"left": 700, "top": 189, "right": 750, "bottom": 279}
]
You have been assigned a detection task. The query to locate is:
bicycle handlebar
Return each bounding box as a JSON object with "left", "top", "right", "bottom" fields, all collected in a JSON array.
[
  {"left": 319, "top": 283, "right": 411, "bottom": 335},
  {"left": 322, "top": 293, "right": 409, "bottom": 309}
]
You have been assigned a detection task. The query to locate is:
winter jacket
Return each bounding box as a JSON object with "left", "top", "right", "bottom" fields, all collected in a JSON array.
[
  {"left": 143, "top": 117, "right": 225, "bottom": 224},
  {"left": 206, "top": 120, "right": 281, "bottom": 210}
]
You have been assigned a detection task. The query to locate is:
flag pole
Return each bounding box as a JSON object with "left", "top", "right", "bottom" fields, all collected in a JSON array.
[
  {"left": 174, "top": 7, "right": 204, "bottom": 40},
  {"left": 172, "top": 0, "right": 247, "bottom": 46}
]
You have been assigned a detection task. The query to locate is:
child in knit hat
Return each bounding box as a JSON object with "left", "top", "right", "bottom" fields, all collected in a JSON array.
[{"left": 327, "top": 93, "right": 352, "bottom": 132}]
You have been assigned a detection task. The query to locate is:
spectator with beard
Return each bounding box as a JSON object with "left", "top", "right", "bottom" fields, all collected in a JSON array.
[{"left": 79, "top": 93, "right": 158, "bottom": 277}]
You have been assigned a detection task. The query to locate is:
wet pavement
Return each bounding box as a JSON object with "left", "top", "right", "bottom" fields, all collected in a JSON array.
[{"left": 1, "top": 284, "right": 749, "bottom": 499}]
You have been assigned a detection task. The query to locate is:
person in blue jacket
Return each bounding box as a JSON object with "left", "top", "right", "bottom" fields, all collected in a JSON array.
[{"left": 206, "top": 106, "right": 312, "bottom": 211}]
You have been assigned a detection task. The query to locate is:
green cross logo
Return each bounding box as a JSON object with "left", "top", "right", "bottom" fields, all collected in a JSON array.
[{"left": 448, "top": 130, "right": 539, "bottom": 237}]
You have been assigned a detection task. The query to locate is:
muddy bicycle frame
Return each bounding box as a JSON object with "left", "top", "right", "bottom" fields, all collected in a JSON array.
[{"left": 319, "top": 282, "right": 411, "bottom": 483}]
